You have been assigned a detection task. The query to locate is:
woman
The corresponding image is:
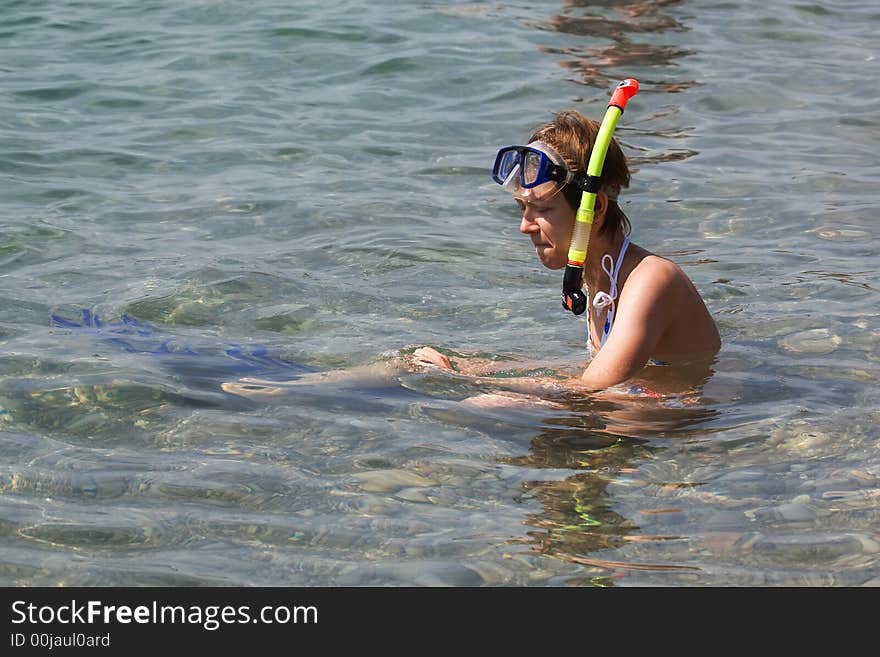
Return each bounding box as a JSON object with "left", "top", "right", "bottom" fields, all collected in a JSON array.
[{"left": 413, "top": 109, "right": 720, "bottom": 394}]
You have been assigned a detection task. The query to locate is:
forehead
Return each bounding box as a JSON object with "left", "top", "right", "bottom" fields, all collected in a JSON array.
[
  {"left": 515, "top": 184, "right": 565, "bottom": 206},
  {"left": 527, "top": 140, "right": 565, "bottom": 165}
]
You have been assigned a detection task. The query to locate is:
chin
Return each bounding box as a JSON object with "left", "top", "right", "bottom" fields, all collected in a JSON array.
[
  {"left": 535, "top": 246, "right": 563, "bottom": 270},
  {"left": 540, "top": 253, "right": 566, "bottom": 270}
]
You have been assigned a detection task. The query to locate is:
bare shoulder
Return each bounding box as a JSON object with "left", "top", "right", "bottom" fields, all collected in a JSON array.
[
  {"left": 620, "top": 250, "right": 709, "bottom": 319},
  {"left": 626, "top": 253, "right": 685, "bottom": 295},
  {"left": 625, "top": 249, "right": 720, "bottom": 356},
  {"left": 634, "top": 253, "right": 680, "bottom": 276}
]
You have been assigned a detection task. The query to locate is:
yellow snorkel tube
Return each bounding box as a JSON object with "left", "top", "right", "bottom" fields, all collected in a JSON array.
[{"left": 562, "top": 78, "right": 639, "bottom": 315}]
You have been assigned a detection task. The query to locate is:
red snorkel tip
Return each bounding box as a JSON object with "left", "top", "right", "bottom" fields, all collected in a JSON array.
[{"left": 608, "top": 78, "right": 639, "bottom": 112}]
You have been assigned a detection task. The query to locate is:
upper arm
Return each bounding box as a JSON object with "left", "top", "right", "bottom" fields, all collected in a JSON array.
[{"left": 581, "top": 260, "right": 679, "bottom": 390}]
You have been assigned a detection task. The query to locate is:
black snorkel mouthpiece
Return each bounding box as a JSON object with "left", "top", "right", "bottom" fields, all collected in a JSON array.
[{"left": 562, "top": 265, "right": 587, "bottom": 315}]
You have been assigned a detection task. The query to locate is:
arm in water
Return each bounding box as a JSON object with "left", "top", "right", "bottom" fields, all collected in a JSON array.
[{"left": 220, "top": 346, "right": 575, "bottom": 405}]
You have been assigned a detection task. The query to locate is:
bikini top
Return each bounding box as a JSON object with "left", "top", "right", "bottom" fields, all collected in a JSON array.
[
  {"left": 586, "top": 236, "right": 630, "bottom": 355},
  {"left": 586, "top": 238, "right": 670, "bottom": 367}
]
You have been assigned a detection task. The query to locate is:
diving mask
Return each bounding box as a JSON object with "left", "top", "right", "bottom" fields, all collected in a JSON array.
[{"left": 492, "top": 141, "right": 580, "bottom": 201}]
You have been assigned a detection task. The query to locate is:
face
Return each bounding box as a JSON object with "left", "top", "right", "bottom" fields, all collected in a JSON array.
[{"left": 516, "top": 187, "right": 575, "bottom": 270}]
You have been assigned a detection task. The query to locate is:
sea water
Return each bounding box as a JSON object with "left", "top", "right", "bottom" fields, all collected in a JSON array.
[{"left": 0, "top": 0, "right": 878, "bottom": 586}]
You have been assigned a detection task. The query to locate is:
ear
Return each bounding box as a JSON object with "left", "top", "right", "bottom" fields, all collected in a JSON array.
[{"left": 593, "top": 190, "right": 609, "bottom": 230}]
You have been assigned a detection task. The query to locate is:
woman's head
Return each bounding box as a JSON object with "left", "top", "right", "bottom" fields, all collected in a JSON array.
[{"left": 528, "top": 109, "right": 631, "bottom": 236}]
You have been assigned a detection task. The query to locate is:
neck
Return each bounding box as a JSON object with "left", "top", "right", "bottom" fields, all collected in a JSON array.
[{"left": 584, "top": 230, "right": 626, "bottom": 291}]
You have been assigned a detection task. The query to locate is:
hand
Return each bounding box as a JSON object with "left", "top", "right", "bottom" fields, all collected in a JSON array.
[
  {"left": 411, "top": 346, "right": 454, "bottom": 371},
  {"left": 460, "top": 391, "right": 563, "bottom": 409}
]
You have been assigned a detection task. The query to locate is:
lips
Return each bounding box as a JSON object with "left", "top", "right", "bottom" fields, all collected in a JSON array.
[{"left": 533, "top": 242, "right": 553, "bottom": 261}]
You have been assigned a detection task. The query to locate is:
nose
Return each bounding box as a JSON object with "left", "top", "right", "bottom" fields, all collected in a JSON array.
[{"left": 519, "top": 205, "right": 539, "bottom": 234}]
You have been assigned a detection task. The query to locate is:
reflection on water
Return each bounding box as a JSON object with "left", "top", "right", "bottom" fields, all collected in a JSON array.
[
  {"left": 533, "top": 0, "right": 700, "bottom": 168},
  {"left": 488, "top": 373, "right": 721, "bottom": 584},
  {"left": 503, "top": 429, "right": 649, "bottom": 586},
  {"left": 535, "top": 0, "right": 697, "bottom": 94}
]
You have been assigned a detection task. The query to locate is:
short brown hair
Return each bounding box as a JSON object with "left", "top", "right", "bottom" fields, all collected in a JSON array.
[{"left": 528, "top": 109, "right": 631, "bottom": 236}]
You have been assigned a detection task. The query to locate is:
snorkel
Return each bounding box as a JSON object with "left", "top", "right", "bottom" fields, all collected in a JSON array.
[{"left": 562, "top": 78, "right": 639, "bottom": 315}]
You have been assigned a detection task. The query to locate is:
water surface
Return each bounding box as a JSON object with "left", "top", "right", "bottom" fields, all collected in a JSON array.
[{"left": 0, "top": 0, "right": 878, "bottom": 586}]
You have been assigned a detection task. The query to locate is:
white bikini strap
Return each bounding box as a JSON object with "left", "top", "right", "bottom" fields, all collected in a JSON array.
[
  {"left": 591, "top": 237, "right": 630, "bottom": 346},
  {"left": 592, "top": 237, "right": 630, "bottom": 310}
]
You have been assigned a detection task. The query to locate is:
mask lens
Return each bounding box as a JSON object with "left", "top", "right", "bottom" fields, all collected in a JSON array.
[
  {"left": 521, "top": 150, "right": 544, "bottom": 187},
  {"left": 493, "top": 148, "right": 520, "bottom": 185}
]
